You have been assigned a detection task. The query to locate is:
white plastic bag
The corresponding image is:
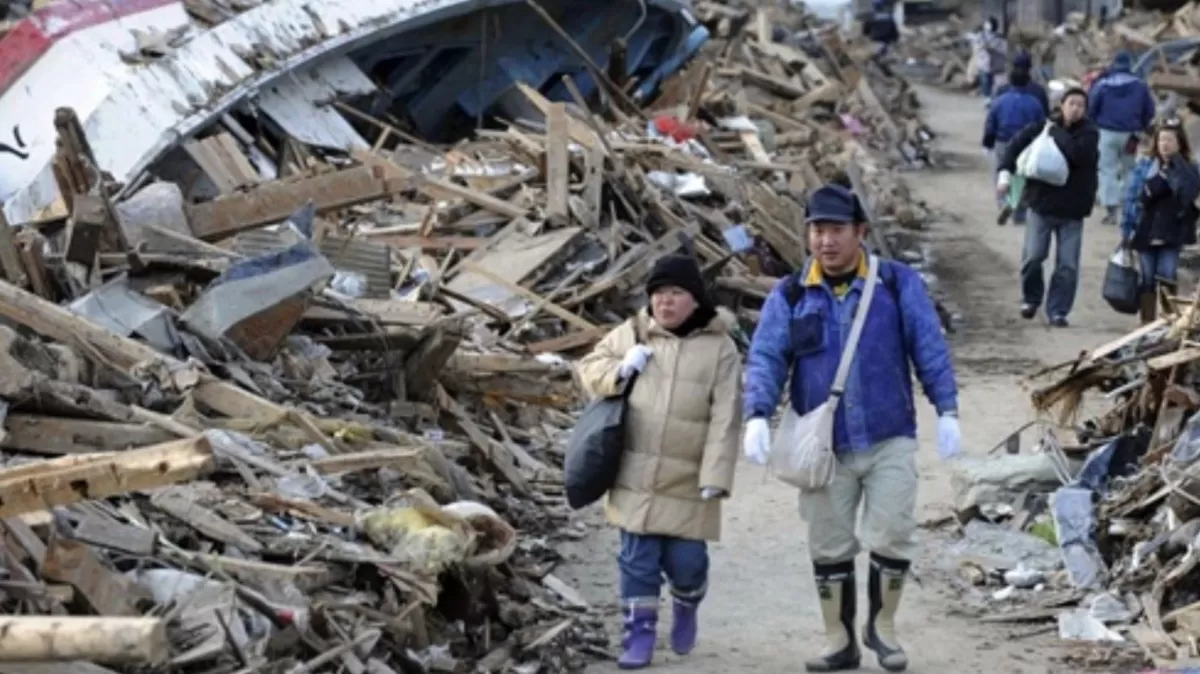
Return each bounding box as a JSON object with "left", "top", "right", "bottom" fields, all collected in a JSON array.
[
  {"left": 768, "top": 255, "right": 881, "bottom": 490},
  {"left": 1017, "top": 122, "right": 1070, "bottom": 186}
]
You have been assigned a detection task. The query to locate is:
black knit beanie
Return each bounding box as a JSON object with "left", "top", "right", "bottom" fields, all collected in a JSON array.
[{"left": 646, "top": 254, "right": 710, "bottom": 305}]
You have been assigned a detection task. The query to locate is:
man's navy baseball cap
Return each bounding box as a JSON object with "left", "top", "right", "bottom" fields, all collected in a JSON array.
[{"left": 804, "top": 184, "right": 866, "bottom": 225}]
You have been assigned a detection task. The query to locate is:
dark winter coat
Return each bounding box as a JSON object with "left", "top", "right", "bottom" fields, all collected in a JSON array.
[{"left": 1001, "top": 114, "right": 1100, "bottom": 221}]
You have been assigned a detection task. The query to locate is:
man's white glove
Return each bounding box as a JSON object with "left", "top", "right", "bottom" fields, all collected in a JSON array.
[
  {"left": 743, "top": 418, "right": 771, "bottom": 465},
  {"left": 618, "top": 345, "right": 653, "bottom": 379},
  {"left": 700, "top": 487, "right": 726, "bottom": 500},
  {"left": 937, "top": 415, "right": 962, "bottom": 460}
]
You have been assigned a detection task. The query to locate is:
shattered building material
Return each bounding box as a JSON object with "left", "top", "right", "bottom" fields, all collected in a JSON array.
[
  {"left": 945, "top": 285, "right": 1200, "bottom": 668},
  {"left": 0, "top": 0, "right": 956, "bottom": 672}
]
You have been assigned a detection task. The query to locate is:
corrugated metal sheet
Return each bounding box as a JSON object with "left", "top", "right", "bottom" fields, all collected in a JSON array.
[
  {"left": 4, "top": 0, "right": 700, "bottom": 223},
  {"left": 235, "top": 229, "right": 392, "bottom": 299}
]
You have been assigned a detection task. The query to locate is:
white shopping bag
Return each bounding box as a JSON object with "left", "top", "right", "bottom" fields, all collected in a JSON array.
[{"left": 1016, "top": 122, "right": 1070, "bottom": 187}]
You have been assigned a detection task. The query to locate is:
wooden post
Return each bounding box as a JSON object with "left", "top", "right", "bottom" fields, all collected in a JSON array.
[{"left": 0, "top": 616, "right": 167, "bottom": 663}]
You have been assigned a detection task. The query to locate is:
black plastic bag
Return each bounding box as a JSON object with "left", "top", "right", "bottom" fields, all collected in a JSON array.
[
  {"left": 563, "top": 383, "right": 634, "bottom": 509},
  {"left": 1102, "top": 247, "right": 1140, "bottom": 315},
  {"left": 565, "top": 329, "right": 642, "bottom": 510}
]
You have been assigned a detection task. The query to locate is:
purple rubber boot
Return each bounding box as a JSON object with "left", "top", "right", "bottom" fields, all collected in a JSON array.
[
  {"left": 617, "top": 606, "right": 657, "bottom": 669},
  {"left": 670, "top": 599, "right": 699, "bottom": 655}
]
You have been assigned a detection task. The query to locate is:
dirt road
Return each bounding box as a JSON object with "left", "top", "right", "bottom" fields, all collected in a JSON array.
[{"left": 559, "top": 85, "right": 1139, "bottom": 673}]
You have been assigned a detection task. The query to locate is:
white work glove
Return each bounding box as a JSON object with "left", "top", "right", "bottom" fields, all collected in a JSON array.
[
  {"left": 937, "top": 415, "right": 962, "bottom": 460},
  {"left": 700, "top": 487, "right": 726, "bottom": 500},
  {"left": 618, "top": 345, "right": 653, "bottom": 379},
  {"left": 996, "top": 169, "right": 1012, "bottom": 201},
  {"left": 743, "top": 417, "right": 771, "bottom": 466}
]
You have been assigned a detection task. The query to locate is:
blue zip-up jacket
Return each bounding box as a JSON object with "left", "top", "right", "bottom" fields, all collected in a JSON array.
[
  {"left": 993, "top": 80, "right": 1049, "bottom": 115},
  {"left": 1121, "top": 157, "right": 1155, "bottom": 241},
  {"left": 1087, "top": 68, "right": 1155, "bottom": 133},
  {"left": 743, "top": 254, "right": 958, "bottom": 453},
  {"left": 983, "top": 87, "right": 1047, "bottom": 149}
]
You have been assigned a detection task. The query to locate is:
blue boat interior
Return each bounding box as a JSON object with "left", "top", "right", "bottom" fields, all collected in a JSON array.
[{"left": 341, "top": 0, "right": 708, "bottom": 142}]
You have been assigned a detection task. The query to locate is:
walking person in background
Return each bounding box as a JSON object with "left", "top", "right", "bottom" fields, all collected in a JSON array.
[
  {"left": 984, "top": 53, "right": 1048, "bottom": 225},
  {"left": 1088, "top": 51, "right": 1157, "bottom": 225},
  {"left": 863, "top": 0, "right": 900, "bottom": 59},
  {"left": 997, "top": 88, "right": 1100, "bottom": 327},
  {"left": 1120, "top": 119, "right": 1200, "bottom": 323},
  {"left": 741, "top": 184, "right": 961, "bottom": 673},
  {"left": 992, "top": 51, "right": 1049, "bottom": 114},
  {"left": 971, "top": 18, "right": 1007, "bottom": 99},
  {"left": 576, "top": 254, "right": 741, "bottom": 670}
]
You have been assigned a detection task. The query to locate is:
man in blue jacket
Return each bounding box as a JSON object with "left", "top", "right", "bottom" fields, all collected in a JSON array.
[
  {"left": 992, "top": 51, "right": 1048, "bottom": 113},
  {"left": 984, "top": 56, "right": 1048, "bottom": 224},
  {"left": 741, "top": 184, "right": 961, "bottom": 673},
  {"left": 1088, "top": 51, "right": 1156, "bottom": 224}
]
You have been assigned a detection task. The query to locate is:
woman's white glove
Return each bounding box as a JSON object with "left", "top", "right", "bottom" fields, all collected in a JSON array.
[
  {"left": 743, "top": 418, "right": 771, "bottom": 465},
  {"left": 937, "top": 415, "right": 963, "bottom": 460},
  {"left": 618, "top": 345, "right": 653, "bottom": 379}
]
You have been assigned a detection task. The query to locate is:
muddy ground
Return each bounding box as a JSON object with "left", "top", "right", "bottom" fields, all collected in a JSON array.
[{"left": 557, "top": 85, "right": 1159, "bottom": 673}]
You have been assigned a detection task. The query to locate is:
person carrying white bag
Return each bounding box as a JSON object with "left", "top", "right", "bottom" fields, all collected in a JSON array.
[
  {"left": 996, "top": 87, "right": 1100, "bottom": 328},
  {"left": 741, "top": 184, "right": 962, "bottom": 673}
]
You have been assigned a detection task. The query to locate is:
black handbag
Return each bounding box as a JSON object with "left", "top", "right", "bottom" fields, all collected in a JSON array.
[
  {"left": 1102, "top": 246, "right": 1140, "bottom": 315},
  {"left": 564, "top": 324, "right": 642, "bottom": 510}
]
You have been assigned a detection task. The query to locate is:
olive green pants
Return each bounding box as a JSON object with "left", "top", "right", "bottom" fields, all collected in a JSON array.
[{"left": 799, "top": 436, "right": 919, "bottom": 564}]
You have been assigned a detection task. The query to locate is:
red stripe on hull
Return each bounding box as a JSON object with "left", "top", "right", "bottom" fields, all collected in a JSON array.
[{"left": 0, "top": 0, "right": 179, "bottom": 95}]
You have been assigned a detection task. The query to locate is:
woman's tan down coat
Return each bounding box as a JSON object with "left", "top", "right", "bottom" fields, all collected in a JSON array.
[{"left": 576, "top": 308, "right": 742, "bottom": 542}]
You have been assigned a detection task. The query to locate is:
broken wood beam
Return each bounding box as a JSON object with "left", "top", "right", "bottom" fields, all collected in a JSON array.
[
  {"left": 186, "top": 165, "right": 408, "bottom": 241},
  {"left": 1, "top": 414, "right": 176, "bottom": 455},
  {"left": 0, "top": 436, "right": 213, "bottom": 518},
  {"left": 545, "top": 103, "right": 571, "bottom": 226},
  {"left": 0, "top": 616, "right": 167, "bottom": 664},
  {"left": 0, "top": 279, "right": 291, "bottom": 421}
]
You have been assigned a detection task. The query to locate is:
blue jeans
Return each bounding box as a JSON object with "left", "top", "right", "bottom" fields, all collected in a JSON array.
[
  {"left": 980, "top": 71, "right": 995, "bottom": 97},
  {"left": 1098, "top": 129, "right": 1136, "bottom": 209},
  {"left": 1021, "top": 212, "right": 1084, "bottom": 317},
  {"left": 618, "top": 530, "right": 708, "bottom": 607},
  {"left": 1138, "top": 246, "right": 1180, "bottom": 293}
]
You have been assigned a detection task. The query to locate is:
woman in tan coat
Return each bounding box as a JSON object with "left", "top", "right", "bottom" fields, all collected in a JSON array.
[{"left": 577, "top": 254, "right": 742, "bottom": 669}]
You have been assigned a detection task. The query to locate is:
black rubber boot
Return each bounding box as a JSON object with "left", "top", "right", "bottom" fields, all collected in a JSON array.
[
  {"left": 864, "top": 553, "right": 910, "bottom": 672},
  {"left": 804, "top": 561, "right": 861, "bottom": 672}
]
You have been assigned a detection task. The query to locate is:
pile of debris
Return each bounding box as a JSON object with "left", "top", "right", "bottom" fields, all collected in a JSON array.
[
  {"left": 902, "top": 2, "right": 1200, "bottom": 95},
  {"left": 944, "top": 293, "right": 1200, "bottom": 669},
  {"left": 0, "top": 2, "right": 946, "bottom": 674}
]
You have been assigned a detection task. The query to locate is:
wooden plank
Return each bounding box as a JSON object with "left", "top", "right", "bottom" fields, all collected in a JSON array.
[
  {"left": 0, "top": 436, "right": 213, "bottom": 518},
  {"left": 515, "top": 83, "right": 602, "bottom": 152},
  {"left": 186, "top": 166, "right": 406, "bottom": 241},
  {"left": 183, "top": 132, "right": 259, "bottom": 194},
  {"left": 459, "top": 260, "right": 595, "bottom": 330},
  {"left": 303, "top": 299, "right": 444, "bottom": 326},
  {"left": 1, "top": 415, "right": 175, "bottom": 455},
  {"left": 149, "top": 486, "right": 263, "bottom": 552},
  {"left": 0, "top": 279, "right": 294, "bottom": 423},
  {"left": 436, "top": 385, "right": 529, "bottom": 495},
  {"left": 445, "top": 226, "right": 582, "bottom": 315},
  {"left": 545, "top": 103, "right": 571, "bottom": 225},
  {"left": 42, "top": 536, "right": 149, "bottom": 616},
  {"left": 415, "top": 176, "right": 529, "bottom": 219}
]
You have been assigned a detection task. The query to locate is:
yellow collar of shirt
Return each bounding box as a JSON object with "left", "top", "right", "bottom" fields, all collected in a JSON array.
[{"left": 802, "top": 252, "right": 868, "bottom": 298}]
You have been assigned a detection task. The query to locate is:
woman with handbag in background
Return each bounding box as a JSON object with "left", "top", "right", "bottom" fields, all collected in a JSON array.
[
  {"left": 576, "top": 254, "right": 742, "bottom": 670},
  {"left": 1120, "top": 119, "right": 1200, "bottom": 324}
]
